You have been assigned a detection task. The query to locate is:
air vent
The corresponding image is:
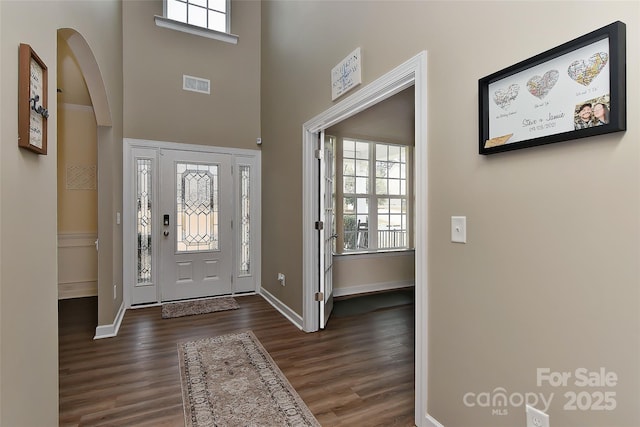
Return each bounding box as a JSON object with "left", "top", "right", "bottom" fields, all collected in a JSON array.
[{"left": 183, "top": 75, "right": 210, "bottom": 94}]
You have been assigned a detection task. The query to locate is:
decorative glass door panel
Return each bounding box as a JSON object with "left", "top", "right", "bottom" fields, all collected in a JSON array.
[{"left": 176, "top": 163, "right": 219, "bottom": 252}]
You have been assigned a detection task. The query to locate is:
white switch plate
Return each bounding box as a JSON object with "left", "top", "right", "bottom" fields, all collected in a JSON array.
[
  {"left": 451, "top": 216, "right": 466, "bottom": 243},
  {"left": 526, "top": 405, "right": 549, "bottom": 427}
]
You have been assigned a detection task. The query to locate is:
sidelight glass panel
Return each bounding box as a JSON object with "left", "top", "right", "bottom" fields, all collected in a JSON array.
[
  {"left": 239, "top": 165, "right": 251, "bottom": 275},
  {"left": 136, "top": 159, "right": 153, "bottom": 284},
  {"left": 176, "top": 162, "right": 219, "bottom": 252}
]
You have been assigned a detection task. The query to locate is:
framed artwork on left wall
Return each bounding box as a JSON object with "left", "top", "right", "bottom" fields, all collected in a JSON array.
[{"left": 18, "top": 43, "right": 49, "bottom": 155}]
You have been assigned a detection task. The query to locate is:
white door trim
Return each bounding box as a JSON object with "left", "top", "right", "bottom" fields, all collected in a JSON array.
[
  {"left": 123, "top": 138, "right": 262, "bottom": 307},
  {"left": 301, "top": 51, "right": 428, "bottom": 426}
]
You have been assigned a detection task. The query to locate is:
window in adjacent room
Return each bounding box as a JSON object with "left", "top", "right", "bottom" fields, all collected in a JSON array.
[{"left": 341, "top": 138, "right": 411, "bottom": 253}]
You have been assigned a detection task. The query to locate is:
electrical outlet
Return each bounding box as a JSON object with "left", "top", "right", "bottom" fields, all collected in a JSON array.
[
  {"left": 277, "top": 273, "right": 286, "bottom": 286},
  {"left": 526, "top": 405, "right": 549, "bottom": 427}
]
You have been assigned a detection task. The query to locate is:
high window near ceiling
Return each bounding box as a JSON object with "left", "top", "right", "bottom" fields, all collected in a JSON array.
[
  {"left": 338, "top": 138, "right": 413, "bottom": 253},
  {"left": 155, "top": 0, "right": 238, "bottom": 44}
]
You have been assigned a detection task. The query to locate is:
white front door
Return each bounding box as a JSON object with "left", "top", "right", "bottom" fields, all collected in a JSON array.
[{"left": 159, "top": 150, "right": 233, "bottom": 301}]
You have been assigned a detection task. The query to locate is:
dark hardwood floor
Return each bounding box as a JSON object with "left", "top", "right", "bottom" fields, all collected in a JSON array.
[{"left": 59, "top": 293, "right": 415, "bottom": 426}]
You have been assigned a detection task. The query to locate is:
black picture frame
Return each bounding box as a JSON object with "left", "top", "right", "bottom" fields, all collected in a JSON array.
[{"left": 479, "top": 21, "right": 626, "bottom": 155}]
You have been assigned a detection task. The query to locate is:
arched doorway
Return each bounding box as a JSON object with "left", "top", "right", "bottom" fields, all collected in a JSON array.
[{"left": 56, "top": 28, "right": 113, "bottom": 335}]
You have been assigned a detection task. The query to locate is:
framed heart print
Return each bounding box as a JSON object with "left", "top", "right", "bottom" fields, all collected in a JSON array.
[
  {"left": 18, "top": 43, "right": 49, "bottom": 155},
  {"left": 479, "top": 21, "right": 626, "bottom": 155}
]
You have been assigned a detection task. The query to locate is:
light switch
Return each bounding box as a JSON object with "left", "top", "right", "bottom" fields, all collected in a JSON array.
[{"left": 451, "top": 216, "right": 466, "bottom": 243}]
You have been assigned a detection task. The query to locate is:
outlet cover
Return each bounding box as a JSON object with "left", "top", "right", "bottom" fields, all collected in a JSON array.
[{"left": 526, "top": 405, "right": 549, "bottom": 427}]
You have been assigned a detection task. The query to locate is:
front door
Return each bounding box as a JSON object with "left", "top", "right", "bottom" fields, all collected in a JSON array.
[{"left": 159, "top": 150, "right": 233, "bottom": 301}]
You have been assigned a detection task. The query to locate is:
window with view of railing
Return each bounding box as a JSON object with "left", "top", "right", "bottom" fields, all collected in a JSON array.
[{"left": 341, "top": 138, "right": 410, "bottom": 252}]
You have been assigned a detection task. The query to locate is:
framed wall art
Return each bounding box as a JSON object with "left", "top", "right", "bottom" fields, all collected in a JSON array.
[
  {"left": 18, "top": 43, "right": 49, "bottom": 155},
  {"left": 479, "top": 21, "right": 626, "bottom": 155}
]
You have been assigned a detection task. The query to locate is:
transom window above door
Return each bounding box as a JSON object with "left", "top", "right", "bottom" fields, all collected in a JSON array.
[
  {"left": 155, "top": 0, "right": 238, "bottom": 44},
  {"left": 166, "top": 0, "right": 229, "bottom": 33}
]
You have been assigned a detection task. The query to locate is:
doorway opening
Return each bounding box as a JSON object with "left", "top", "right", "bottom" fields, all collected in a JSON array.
[
  {"left": 56, "top": 28, "right": 114, "bottom": 338},
  {"left": 302, "top": 51, "right": 428, "bottom": 426}
]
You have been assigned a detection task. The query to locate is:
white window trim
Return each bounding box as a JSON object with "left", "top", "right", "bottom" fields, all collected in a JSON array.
[{"left": 154, "top": 15, "right": 239, "bottom": 44}]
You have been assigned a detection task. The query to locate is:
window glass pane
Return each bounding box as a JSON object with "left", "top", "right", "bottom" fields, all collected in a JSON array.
[
  {"left": 136, "top": 159, "right": 152, "bottom": 285},
  {"left": 390, "top": 198, "right": 402, "bottom": 212},
  {"left": 188, "top": 4, "right": 207, "bottom": 27},
  {"left": 343, "top": 214, "right": 356, "bottom": 250},
  {"left": 190, "top": 0, "right": 206, "bottom": 7},
  {"left": 388, "top": 179, "right": 400, "bottom": 195},
  {"left": 239, "top": 165, "right": 251, "bottom": 275},
  {"left": 167, "top": 0, "right": 187, "bottom": 22},
  {"left": 209, "top": 0, "right": 227, "bottom": 12},
  {"left": 401, "top": 164, "right": 406, "bottom": 179},
  {"left": 343, "top": 159, "right": 355, "bottom": 175},
  {"left": 355, "top": 177, "right": 368, "bottom": 194},
  {"left": 378, "top": 198, "right": 389, "bottom": 214},
  {"left": 375, "top": 161, "right": 387, "bottom": 178},
  {"left": 376, "top": 144, "right": 388, "bottom": 161},
  {"left": 388, "top": 145, "right": 401, "bottom": 161},
  {"left": 343, "top": 176, "right": 355, "bottom": 193},
  {"left": 356, "top": 160, "right": 369, "bottom": 176},
  {"left": 355, "top": 142, "right": 369, "bottom": 159},
  {"left": 376, "top": 178, "right": 387, "bottom": 195},
  {"left": 389, "top": 162, "right": 400, "bottom": 178},
  {"left": 176, "top": 163, "right": 219, "bottom": 252},
  {"left": 400, "top": 146, "right": 407, "bottom": 162},
  {"left": 356, "top": 215, "right": 368, "bottom": 249},
  {"left": 357, "top": 197, "right": 368, "bottom": 213},
  {"left": 400, "top": 180, "right": 406, "bottom": 195},
  {"left": 343, "top": 197, "right": 355, "bottom": 214},
  {"left": 343, "top": 139, "right": 355, "bottom": 153},
  {"left": 208, "top": 10, "right": 226, "bottom": 32}
]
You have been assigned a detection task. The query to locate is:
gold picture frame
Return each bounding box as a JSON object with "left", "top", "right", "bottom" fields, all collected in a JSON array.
[{"left": 18, "top": 43, "right": 48, "bottom": 155}]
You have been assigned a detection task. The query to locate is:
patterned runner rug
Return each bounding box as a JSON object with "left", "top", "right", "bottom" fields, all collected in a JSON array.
[
  {"left": 178, "top": 331, "right": 320, "bottom": 427},
  {"left": 162, "top": 297, "right": 239, "bottom": 319}
]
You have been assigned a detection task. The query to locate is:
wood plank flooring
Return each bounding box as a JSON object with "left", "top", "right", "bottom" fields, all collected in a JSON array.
[{"left": 59, "top": 294, "right": 415, "bottom": 426}]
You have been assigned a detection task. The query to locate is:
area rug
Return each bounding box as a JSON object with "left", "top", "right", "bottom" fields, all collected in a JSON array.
[
  {"left": 162, "top": 297, "right": 239, "bottom": 319},
  {"left": 178, "top": 331, "right": 320, "bottom": 427}
]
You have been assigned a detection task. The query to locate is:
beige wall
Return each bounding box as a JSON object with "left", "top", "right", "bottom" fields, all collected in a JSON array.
[
  {"left": 122, "top": 0, "right": 261, "bottom": 149},
  {"left": 0, "top": 1, "right": 122, "bottom": 425},
  {"left": 261, "top": 2, "right": 639, "bottom": 426},
  {"left": 57, "top": 105, "right": 98, "bottom": 233},
  {"left": 333, "top": 252, "right": 414, "bottom": 294}
]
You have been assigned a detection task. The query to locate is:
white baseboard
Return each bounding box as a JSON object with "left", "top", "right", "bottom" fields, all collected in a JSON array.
[
  {"left": 58, "top": 280, "right": 98, "bottom": 299},
  {"left": 259, "top": 287, "right": 304, "bottom": 330},
  {"left": 333, "top": 280, "right": 414, "bottom": 298},
  {"left": 425, "top": 413, "right": 445, "bottom": 427},
  {"left": 94, "top": 301, "right": 126, "bottom": 339}
]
